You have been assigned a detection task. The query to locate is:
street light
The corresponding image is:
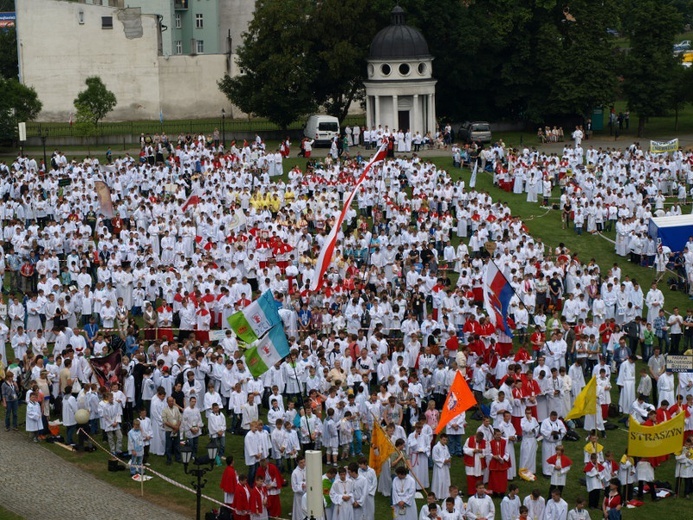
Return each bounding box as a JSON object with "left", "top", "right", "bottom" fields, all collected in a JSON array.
[
  {"left": 38, "top": 124, "right": 48, "bottom": 172},
  {"left": 221, "top": 108, "right": 226, "bottom": 149},
  {"left": 180, "top": 441, "right": 219, "bottom": 520}
]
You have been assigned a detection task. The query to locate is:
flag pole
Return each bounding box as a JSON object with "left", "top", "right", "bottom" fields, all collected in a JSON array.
[{"left": 368, "top": 410, "right": 428, "bottom": 493}]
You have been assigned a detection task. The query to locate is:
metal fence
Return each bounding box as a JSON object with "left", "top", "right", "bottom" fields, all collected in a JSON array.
[{"left": 25, "top": 115, "right": 367, "bottom": 139}]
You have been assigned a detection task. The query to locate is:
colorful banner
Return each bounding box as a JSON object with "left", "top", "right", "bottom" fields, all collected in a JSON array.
[
  {"left": 483, "top": 260, "right": 514, "bottom": 337},
  {"left": 89, "top": 349, "right": 124, "bottom": 390},
  {"left": 435, "top": 370, "right": 477, "bottom": 434},
  {"left": 94, "top": 181, "right": 115, "bottom": 218},
  {"left": 650, "top": 138, "right": 679, "bottom": 153},
  {"left": 227, "top": 290, "right": 281, "bottom": 343},
  {"left": 627, "top": 412, "right": 685, "bottom": 457},
  {"left": 243, "top": 323, "right": 290, "bottom": 378},
  {"left": 368, "top": 423, "right": 395, "bottom": 476},
  {"left": 565, "top": 375, "right": 597, "bottom": 421}
]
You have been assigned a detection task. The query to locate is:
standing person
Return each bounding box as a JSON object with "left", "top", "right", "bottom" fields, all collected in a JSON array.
[
  {"left": 391, "top": 466, "right": 417, "bottom": 520},
  {"left": 463, "top": 431, "right": 488, "bottom": 496},
  {"left": 407, "top": 421, "right": 431, "bottom": 489},
  {"left": 25, "top": 391, "right": 42, "bottom": 442},
  {"left": 249, "top": 475, "right": 268, "bottom": 520},
  {"left": 348, "top": 462, "right": 367, "bottom": 520},
  {"left": 602, "top": 479, "right": 622, "bottom": 520},
  {"left": 584, "top": 453, "right": 604, "bottom": 509},
  {"left": 540, "top": 412, "right": 566, "bottom": 477},
  {"left": 487, "top": 429, "right": 511, "bottom": 496},
  {"left": 2, "top": 372, "right": 20, "bottom": 431},
  {"left": 162, "top": 395, "right": 182, "bottom": 464},
  {"left": 220, "top": 455, "right": 238, "bottom": 510},
  {"left": 520, "top": 408, "right": 540, "bottom": 474},
  {"left": 675, "top": 436, "right": 693, "bottom": 499},
  {"left": 500, "top": 484, "right": 521, "bottom": 520},
  {"left": 546, "top": 445, "right": 572, "bottom": 497},
  {"left": 149, "top": 389, "right": 167, "bottom": 456},
  {"left": 566, "top": 498, "right": 590, "bottom": 520},
  {"left": 233, "top": 474, "right": 251, "bottom": 520},
  {"left": 432, "top": 433, "right": 452, "bottom": 500},
  {"left": 543, "top": 489, "right": 568, "bottom": 520},
  {"left": 256, "top": 457, "right": 283, "bottom": 519},
  {"left": 208, "top": 402, "right": 227, "bottom": 465},
  {"left": 523, "top": 490, "right": 545, "bottom": 520},
  {"left": 668, "top": 307, "right": 684, "bottom": 355},
  {"left": 291, "top": 455, "right": 307, "bottom": 520},
  {"left": 127, "top": 418, "right": 145, "bottom": 478},
  {"left": 62, "top": 385, "right": 78, "bottom": 446},
  {"left": 358, "top": 457, "right": 377, "bottom": 520},
  {"left": 466, "top": 482, "right": 496, "bottom": 520}
]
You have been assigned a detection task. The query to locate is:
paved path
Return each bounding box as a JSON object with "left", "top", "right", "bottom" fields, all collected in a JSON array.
[{"left": 0, "top": 429, "right": 191, "bottom": 520}]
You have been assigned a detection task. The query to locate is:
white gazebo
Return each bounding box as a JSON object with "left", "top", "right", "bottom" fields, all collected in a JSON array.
[{"left": 363, "top": 6, "right": 437, "bottom": 135}]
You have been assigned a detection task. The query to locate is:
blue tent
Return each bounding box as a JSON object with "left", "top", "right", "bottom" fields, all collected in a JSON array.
[{"left": 648, "top": 215, "right": 693, "bottom": 252}]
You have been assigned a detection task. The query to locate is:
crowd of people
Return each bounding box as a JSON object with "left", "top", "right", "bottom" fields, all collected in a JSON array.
[{"left": 1, "top": 129, "right": 693, "bottom": 520}]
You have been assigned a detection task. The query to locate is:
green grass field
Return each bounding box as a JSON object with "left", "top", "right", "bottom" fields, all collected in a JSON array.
[{"left": 2, "top": 152, "right": 693, "bottom": 519}]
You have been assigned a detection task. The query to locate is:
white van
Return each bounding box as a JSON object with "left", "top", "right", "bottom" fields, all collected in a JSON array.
[{"left": 303, "top": 115, "right": 340, "bottom": 146}]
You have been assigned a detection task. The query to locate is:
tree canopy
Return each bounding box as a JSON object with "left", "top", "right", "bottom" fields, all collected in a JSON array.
[
  {"left": 74, "top": 76, "right": 117, "bottom": 128},
  {"left": 223, "top": 0, "right": 689, "bottom": 130},
  {"left": 0, "top": 78, "right": 42, "bottom": 140}
]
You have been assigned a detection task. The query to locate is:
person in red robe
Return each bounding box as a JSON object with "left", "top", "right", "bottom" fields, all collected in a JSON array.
[
  {"left": 219, "top": 455, "right": 238, "bottom": 508},
  {"left": 523, "top": 372, "right": 541, "bottom": 419},
  {"left": 255, "top": 458, "right": 284, "bottom": 518},
  {"left": 249, "top": 475, "right": 268, "bottom": 519},
  {"left": 487, "top": 429, "right": 511, "bottom": 496},
  {"left": 232, "top": 474, "right": 251, "bottom": 520},
  {"left": 463, "top": 432, "right": 487, "bottom": 496}
]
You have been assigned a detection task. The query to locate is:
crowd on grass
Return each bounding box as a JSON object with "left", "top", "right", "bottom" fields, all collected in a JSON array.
[{"left": 1, "top": 132, "right": 693, "bottom": 520}]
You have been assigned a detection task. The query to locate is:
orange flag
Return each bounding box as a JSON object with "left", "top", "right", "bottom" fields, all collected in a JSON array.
[{"left": 435, "top": 370, "right": 477, "bottom": 434}]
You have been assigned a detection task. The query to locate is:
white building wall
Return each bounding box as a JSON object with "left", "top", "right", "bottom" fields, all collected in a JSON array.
[{"left": 17, "top": 0, "right": 238, "bottom": 121}]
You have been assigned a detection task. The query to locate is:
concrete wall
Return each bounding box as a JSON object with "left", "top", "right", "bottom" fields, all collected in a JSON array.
[
  {"left": 219, "top": 0, "right": 255, "bottom": 52},
  {"left": 158, "top": 54, "right": 235, "bottom": 119},
  {"left": 18, "top": 0, "right": 162, "bottom": 121},
  {"left": 17, "top": 0, "right": 238, "bottom": 121}
]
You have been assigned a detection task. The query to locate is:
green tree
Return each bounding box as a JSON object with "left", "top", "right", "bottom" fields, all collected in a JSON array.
[
  {"left": 0, "top": 26, "right": 18, "bottom": 80},
  {"left": 0, "top": 78, "right": 42, "bottom": 140},
  {"left": 307, "top": 0, "right": 388, "bottom": 122},
  {"left": 218, "top": 0, "right": 317, "bottom": 130},
  {"left": 621, "top": 0, "right": 682, "bottom": 136},
  {"left": 73, "top": 76, "right": 117, "bottom": 129}
]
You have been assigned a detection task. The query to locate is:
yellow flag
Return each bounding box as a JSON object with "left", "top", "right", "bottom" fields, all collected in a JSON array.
[
  {"left": 368, "top": 423, "right": 395, "bottom": 476},
  {"left": 564, "top": 375, "right": 597, "bottom": 421},
  {"left": 628, "top": 412, "right": 686, "bottom": 457}
]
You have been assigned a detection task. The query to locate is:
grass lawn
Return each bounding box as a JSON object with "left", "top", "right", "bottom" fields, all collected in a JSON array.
[
  {"left": 2, "top": 152, "right": 693, "bottom": 519},
  {"left": 0, "top": 505, "right": 25, "bottom": 520}
]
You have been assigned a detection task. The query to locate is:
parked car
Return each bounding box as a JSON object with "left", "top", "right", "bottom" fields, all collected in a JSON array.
[
  {"left": 674, "top": 40, "right": 691, "bottom": 53},
  {"left": 458, "top": 121, "right": 492, "bottom": 143}
]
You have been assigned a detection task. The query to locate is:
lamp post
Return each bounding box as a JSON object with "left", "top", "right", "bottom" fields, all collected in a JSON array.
[
  {"left": 38, "top": 125, "right": 48, "bottom": 172},
  {"left": 180, "top": 442, "right": 219, "bottom": 520},
  {"left": 221, "top": 108, "right": 226, "bottom": 149}
]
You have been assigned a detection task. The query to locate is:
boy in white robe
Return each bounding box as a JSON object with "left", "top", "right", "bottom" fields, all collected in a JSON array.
[{"left": 431, "top": 434, "right": 452, "bottom": 500}]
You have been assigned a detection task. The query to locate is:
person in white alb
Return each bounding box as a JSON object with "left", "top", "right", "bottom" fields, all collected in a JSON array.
[{"left": 466, "top": 482, "right": 495, "bottom": 520}]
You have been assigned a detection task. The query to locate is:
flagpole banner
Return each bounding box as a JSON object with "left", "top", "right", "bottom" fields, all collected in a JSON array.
[
  {"left": 650, "top": 138, "right": 679, "bottom": 153},
  {"left": 435, "top": 370, "right": 476, "bottom": 434},
  {"left": 244, "top": 323, "right": 290, "bottom": 378},
  {"left": 94, "top": 181, "right": 115, "bottom": 218},
  {"left": 627, "top": 412, "right": 685, "bottom": 457},
  {"left": 469, "top": 161, "right": 478, "bottom": 188},
  {"left": 228, "top": 208, "right": 247, "bottom": 231},
  {"left": 483, "top": 261, "right": 514, "bottom": 337},
  {"left": 89, "top": 350, "right": 124, "bottom": 390},
  {"left": 228, "top": 290, "right": 281, "bottom": 343},
  {"left": 368, "top": 423, "right": 395, "bottom": 476},
  {"left": 564, "top": 375, "right": 597, "bottom": 421},
  {"left": 180, "top": 191, "right": 201, "bottom": 213},
  {"left": 310, "top": 144, "right": 388, "bottom": 292}
]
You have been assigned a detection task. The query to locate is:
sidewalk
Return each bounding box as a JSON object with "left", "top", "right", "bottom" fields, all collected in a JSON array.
[{"left": 0, "top": 429, "right": 190, "bottom": 520}]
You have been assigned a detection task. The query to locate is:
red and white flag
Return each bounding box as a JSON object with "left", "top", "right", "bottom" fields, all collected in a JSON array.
[
  {"left": 310, "top": 143, "right": 388, "bottom": 292},
  {"left": 180, "top": 191, "right": 201, "bottom": 213}
]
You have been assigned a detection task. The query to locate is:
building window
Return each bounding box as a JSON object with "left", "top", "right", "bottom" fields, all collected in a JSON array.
[
  {"left": 195, "top": 13, "right": 203, "bottom": 29},
  {"left": 196, "top": 40, "right": 204, "bottom": 54},
  {"left": 175, "top": 14, "right": 182, "bottom": 29},
  {"left": 175, "top": 40, "right": 183, "bottom": 55},
  {"left": 102, "top": 16, "right": 113, "bottom": 29}
]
